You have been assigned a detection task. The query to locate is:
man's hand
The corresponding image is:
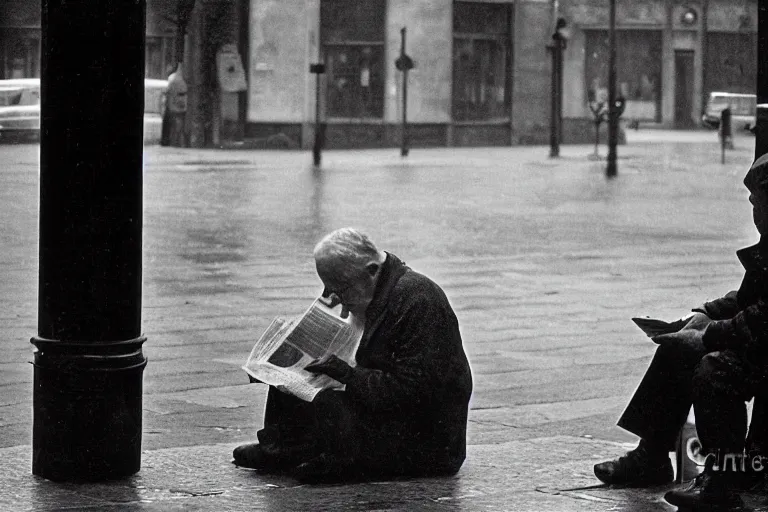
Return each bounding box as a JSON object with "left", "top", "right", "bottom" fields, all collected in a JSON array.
[
  {"left": 651, "top": 313, "right": 712, "bottom": 347},
  {"left": 319, "top": 289, "right": 350, "bottom": 319},
  {"left": 304, "top": 354, "right": 354, "bottom": 383}
]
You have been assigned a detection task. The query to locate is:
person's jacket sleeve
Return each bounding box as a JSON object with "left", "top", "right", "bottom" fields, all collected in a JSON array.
[
  {"left": 343, "top": 292, "right": 454, "bottom": 413},
  {"left": 692, "top": 290, "right": 740, "bottom": 320},
  {"left": 702, "top": 298, "right": 768, "bottom": 356}
]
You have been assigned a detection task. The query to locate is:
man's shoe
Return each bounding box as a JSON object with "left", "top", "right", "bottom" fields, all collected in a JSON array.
[
  {"left": 291, "top": 452, "right": 361, "bottom": 484},
  {"left": 594, "top": 444, "right": 673, "bottom": 486},
  {"left": 232, "top": 443, "right": 293, "bottom": 473},
  {"left": 664, "top": 470, "right": 744, "bottom": 511}
]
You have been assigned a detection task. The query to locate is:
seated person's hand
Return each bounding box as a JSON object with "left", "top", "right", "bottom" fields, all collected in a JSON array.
[
  {"left": 651, "top": 313, "right": 712, "bottom": 346},
  {"left": 304, "top": 354, "right": 354, "bottom": 384},
  {"left": 633, "top": 312, "right": 701, "bottom": 337},
  {"left": 319, "top": 289, "right": 350, "bottom": 319},
  {"left": 680, "top": 312, "right": 712, "bottom": 332}
]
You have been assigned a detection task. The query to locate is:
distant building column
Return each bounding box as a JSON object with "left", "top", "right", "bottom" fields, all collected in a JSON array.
[
  {"left": 756, "top": 2, "right": 768, "bottom": 159},
  {"left": 33, "top": 0, "right": 147, "bottom": 481},
  {"left": 186, "top": 0, "right": 242, "bottom": 147}
]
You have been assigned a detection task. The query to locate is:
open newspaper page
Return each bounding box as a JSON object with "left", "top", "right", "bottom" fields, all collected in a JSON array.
[
  {"left": 631, "top": 313, "right": 693, "bottom": 338},
  {"left": 243, "top": 299, "right": 364, "bottom": 402}
]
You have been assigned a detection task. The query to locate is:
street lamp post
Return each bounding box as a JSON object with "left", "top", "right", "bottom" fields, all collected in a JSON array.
[
  {"left": 606, "top": 0, "right": 618, "bottom": 178},
  {"left": 547, "top": 18, "right": 567, "bottom": 158},
  {"left": 395, "top": 27, "right": 415, "bottom": 158}
]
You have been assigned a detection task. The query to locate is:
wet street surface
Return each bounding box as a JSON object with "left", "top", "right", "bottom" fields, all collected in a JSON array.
[{"left": 1, "top": 132, "right": 765, "bottom": 510}]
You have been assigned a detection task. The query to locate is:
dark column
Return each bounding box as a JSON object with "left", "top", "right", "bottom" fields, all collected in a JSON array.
[
  {"left": 756, "top": 2, "right": 768, "bottom": 159},
  {"left": 238, "top": 0, "right": 250, "bottom": 140},
  {"left": 548, "top": 41, "right": 561, "bottom": 158},
  {"left": 33, "top": 0, "right": 147, "bottom": 481},
  {"left": 606, "top": 0, "right": 618, "bottom": 178}
]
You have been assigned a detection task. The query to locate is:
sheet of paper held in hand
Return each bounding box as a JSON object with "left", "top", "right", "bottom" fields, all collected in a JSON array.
[
  {"left": 242, "top": 299, "right": 364, "bottom": 402},
  {"left": 631, "top": 315, "right": 692, "bottom": 338}
]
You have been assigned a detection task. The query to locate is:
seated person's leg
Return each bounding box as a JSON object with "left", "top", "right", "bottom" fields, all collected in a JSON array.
[
  {"left": 665, "top": 350, "right": 752, "bottom": 510},
  {"left": 746, "top": 373, "right": 768, "bottom": 457},
  {"left": 691, "top": 351, "right": 751, "bottom": 455},
  {"left": 595, "top": 337, "right": 708, "bottom": 485},
  {"left": 294, "top": 390, "right": 412, "bottom": 482},
  {"left": 233, "top": 386, "right": 320, "bottom": 471},
  {"left": 291, "top": 389, "right": 364, "bottom": 482}
]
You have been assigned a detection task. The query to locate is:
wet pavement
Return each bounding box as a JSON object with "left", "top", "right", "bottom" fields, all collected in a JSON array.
[{"left": 0, "top": 130, "right": 765, "bottom": 510}]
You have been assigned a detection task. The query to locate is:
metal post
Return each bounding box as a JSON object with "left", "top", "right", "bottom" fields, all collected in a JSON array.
[
  {"left": 557, "top": 38, "right": 564, "bottom": 146},
  {"left": 401, "top": 27, "right": 409, "bottom": 157},
  {"left": 34, "top": 0, "right": 147, "bottom": 481},
  {"left": 606, "top": 0, "right": 618, "bottom": 178},
  {"left": 548, "top": 42, "right": 560, "bottom": 157},
  {"left": 310, "top": 63, "right": 325, "bottom": 167},
  {"left": 313, "top": 71, "right": 322, "bottom": 166}
]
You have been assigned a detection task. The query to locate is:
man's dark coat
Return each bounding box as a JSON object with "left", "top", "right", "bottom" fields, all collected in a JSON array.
[
  {"left": 698, "top": 240, "right": 768, "bottom": 361},
  {"left": 258, "top": 252, "right": 473, "bottom": 476}
]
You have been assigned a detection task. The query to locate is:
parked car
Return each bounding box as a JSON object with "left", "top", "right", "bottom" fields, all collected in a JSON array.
[
  {"left": 701, "top": 91, "right": 756, "bottom": 132},
  {"left": 0, "top": 78, "right": 168, "bottom": 144},
  {"left": 0, "top": 78, "right": 40, "bottom": 138}
]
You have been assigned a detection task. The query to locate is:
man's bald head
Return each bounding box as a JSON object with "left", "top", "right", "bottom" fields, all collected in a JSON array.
[
  {"left": 313, "top": 228, "right": 386, "bottom": 317},
  {"left": 314, "top": 228, "right": 385, "bottom": 280}
]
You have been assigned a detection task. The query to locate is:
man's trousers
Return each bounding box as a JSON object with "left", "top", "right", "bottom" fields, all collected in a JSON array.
[{"left": 618, "top": 339, "right": 765, "bottom": 454}]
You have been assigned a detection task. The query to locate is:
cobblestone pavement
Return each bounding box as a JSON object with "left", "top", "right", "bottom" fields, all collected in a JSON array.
[{"left": 0, "top": 131, "right": 765, "bottom": 510}]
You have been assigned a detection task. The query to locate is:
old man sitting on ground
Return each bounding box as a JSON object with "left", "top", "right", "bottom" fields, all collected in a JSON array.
[{"left": 233, "top": 228, "right": 473, "bottom": 483}]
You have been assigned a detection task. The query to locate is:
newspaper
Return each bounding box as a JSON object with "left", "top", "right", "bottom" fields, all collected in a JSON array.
[
  {"left": 242, "top": 299, "right": 364, "bottom": 402},
  {"left": 632, "top": 312, "right": 695, "bottom": 339}
]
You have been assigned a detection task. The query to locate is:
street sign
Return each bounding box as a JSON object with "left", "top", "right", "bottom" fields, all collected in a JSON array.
[
  {"left": 395, "top": 54, "right": 414, "bottom": 71},
  {"left": 309, "top": 63, "right": 326, "bottom": 74}
]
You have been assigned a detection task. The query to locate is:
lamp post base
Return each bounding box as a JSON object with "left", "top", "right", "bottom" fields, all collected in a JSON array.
[{"left": 31, "top": 337, "right": 147, "bottom": 482}]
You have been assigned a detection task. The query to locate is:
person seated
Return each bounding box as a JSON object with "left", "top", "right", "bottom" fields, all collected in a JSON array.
[
  {"left": 233, "top": 228, "right": 473, "bottom": 483},
  {"left": 594, "top": 154, "right": 768, "bottom": 510}
]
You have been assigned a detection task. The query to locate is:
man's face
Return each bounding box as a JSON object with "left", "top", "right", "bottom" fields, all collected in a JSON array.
[
  {"left": 749, "top": 190, "right": 768, "bottom": 237},
  {"left": 316, "top": 260, "right": 378, "bottom": 317}
]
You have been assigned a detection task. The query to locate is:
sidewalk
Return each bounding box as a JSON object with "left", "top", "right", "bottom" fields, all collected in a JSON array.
[
  {"left": 0, "top": 438, "right": 672, "bottom": 512},
  {"left": 0, "top": 134, "right": 762, "bottom": 510}
]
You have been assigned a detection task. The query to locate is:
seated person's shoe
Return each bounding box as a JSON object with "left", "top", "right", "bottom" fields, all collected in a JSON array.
[
  {"left": 664, "top": 470, "right": 744, "bottom": 511},
  {"left": 232, "top": 442, "right": 305, "bottom": 473},
  {"left": 594, "top": 444, "right": 673, "bottom": 486},
  {"left": 291, "top": 452, "right": 361, "bottom": 484}
]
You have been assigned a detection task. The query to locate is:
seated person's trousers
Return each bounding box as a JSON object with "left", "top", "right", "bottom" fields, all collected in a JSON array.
[
  {"left": 256, "top": 387, "right": 412, "bottom": 476},
  {"left": 618, "top": 338, "right": 768, "bottom": 454}
]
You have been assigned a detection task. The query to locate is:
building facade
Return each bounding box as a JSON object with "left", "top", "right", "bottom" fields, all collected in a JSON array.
[
  {"left": 245, "top": 0, "right": 756, "bottom": 149},
  {"left": 246, "top": 0, "right": 552, "bottom": 148},
  {"left": 0, "top": 0, "right": 179, "bottom": 80},
  {"left": 560, "top": 0, "right": 758, "bottom": 131},
  {"left": 0, "top": 0, "right": 758, "bottom": 147}
]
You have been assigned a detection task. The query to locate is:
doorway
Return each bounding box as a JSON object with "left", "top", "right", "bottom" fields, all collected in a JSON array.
[{"left": 674, "top": 50, "right": 695, "bottom": 128}]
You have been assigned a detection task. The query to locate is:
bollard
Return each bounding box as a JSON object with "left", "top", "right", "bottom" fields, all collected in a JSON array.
[
  {"left": 310, "top": 63, "right": 326, "bottom": 167},
  {"left": 720, "top": 106, "right": 733, "bottom": 164}
]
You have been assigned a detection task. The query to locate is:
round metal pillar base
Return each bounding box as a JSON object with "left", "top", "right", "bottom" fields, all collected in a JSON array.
[{"left": 31, "top": 337, "right": 147, "bottom": 482}]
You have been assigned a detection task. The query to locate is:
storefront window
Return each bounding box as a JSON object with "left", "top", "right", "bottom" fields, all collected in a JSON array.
[
  {"left": 0, "top": 29, "right": 40, "bottom": 79},
  {"left": 452, "top": 2, "right": 511, "bottom": 122},
  {"left": 321, "top": 0, "right": 385, "bottom": 119},
  {"left": 146, "top": 36, "right": 177, "bottom": 79},
  {"left": 705, "top": 32, "right": 756, "bottom": 96},
  {"left": 585, "top": 30, "right": 662, "bottom": 122}
]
